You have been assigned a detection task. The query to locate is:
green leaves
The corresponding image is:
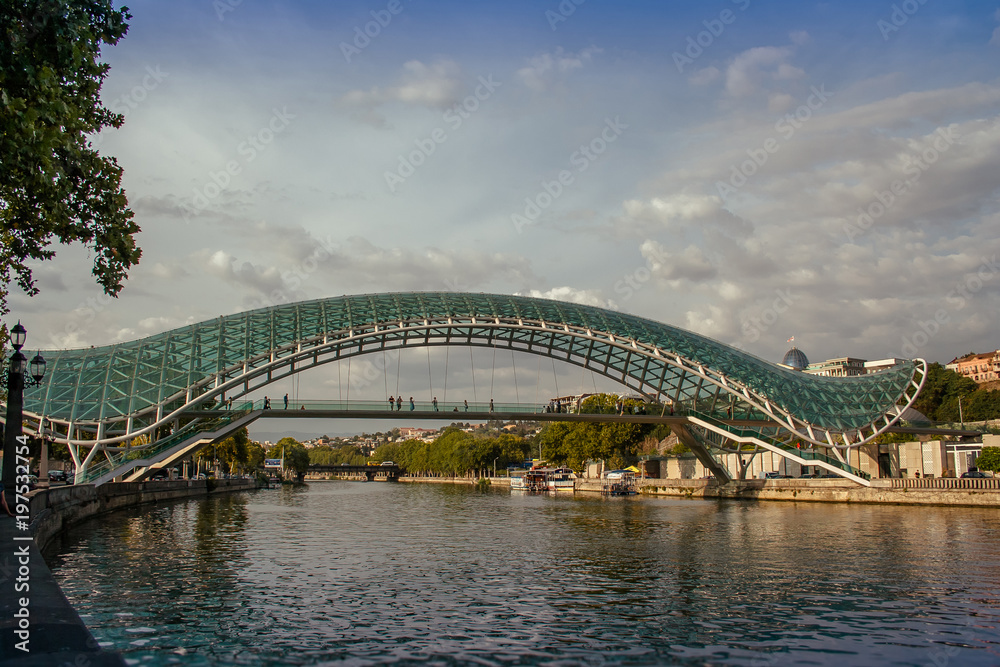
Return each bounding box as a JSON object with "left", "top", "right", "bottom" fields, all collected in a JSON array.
[{"left": 1, "top": 0, "right": 139, "bottom": 316}]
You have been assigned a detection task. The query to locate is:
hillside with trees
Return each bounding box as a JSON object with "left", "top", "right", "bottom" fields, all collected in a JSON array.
[{"left": 911, "top": 363, "right": 1000, "bottom": 422}]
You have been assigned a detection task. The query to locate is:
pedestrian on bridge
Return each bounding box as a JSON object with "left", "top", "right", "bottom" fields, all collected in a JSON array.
[
  {"left": 264, "top": 396, "right": 271, "bottom": 409},
  {"left": 489, "top": 399, "right": 494, "bottom": 413},
  {"left": 284, "top": 393, "right": 289, "bottom": 409},
  {"left": 396, "top": 395, "right": 402, "bottom": 411},
  {"left": 433, "top": 397, "right": 439, "bottom": 411},
  {"left": 389, "top": 396, "right": 395, "bottom": 410},
  {"left": 464, "top": 399, "right": 468, "bottom": 412},
  {"left": 410, "top": 397, "right": 415, "bottom": 411}
]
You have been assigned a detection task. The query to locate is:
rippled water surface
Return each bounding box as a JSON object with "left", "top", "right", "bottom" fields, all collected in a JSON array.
[{"left": 46, "top": 482, "right": 1000, "bottom": 665}]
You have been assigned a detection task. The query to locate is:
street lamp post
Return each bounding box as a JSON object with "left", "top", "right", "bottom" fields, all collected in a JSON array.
[{"left": 3, "top": 322, "right": 47, "bottom": 507}]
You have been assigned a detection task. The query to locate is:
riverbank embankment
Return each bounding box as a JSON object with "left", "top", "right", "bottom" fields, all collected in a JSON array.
[
  {"left": 0, "top": 479, "right": 258, "bottom": 665},
  {"left": 401, "top": 475, "right": 1000, "bottom": 506},
  {"left": 631, "top": 478, "right": 1000, "bottom": 506}
]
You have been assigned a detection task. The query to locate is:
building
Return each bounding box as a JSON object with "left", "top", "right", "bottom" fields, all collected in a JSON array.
[
  {"left": 863, "top": 358, "right": 906, "bottom": 374},
  {"left": 946, "top": 351, "right": 1000, "bottom": 384},
  {"left": 778, "top": 344, "right": 905, "bottom": 377},
  {"left": 804, "top": 357, "right": 867, "bottom": 377},
  {"left": 780, "top": 347, "right": 809, "bottom": 370},
  {"left": 398, "top": 427, "right": 439, "bottom": 441}
]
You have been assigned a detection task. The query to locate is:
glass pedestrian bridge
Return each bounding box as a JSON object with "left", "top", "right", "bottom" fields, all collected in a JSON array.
[{"left": 7, "top": 292, "right": 926, "bottom": 485}]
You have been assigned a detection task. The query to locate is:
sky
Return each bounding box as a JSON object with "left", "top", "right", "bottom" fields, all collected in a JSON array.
[{"left": 10, "top": 0, "right": 1000, "bottom": 437}]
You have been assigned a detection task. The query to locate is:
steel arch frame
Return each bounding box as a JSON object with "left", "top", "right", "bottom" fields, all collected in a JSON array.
[{"left": 19, "top": 312, "right": 925, "bottom": 454}]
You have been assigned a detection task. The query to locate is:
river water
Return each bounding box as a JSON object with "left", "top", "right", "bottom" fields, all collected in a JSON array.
[{"left": 45, "top": 482, "right": 1000, "bottom": 666}]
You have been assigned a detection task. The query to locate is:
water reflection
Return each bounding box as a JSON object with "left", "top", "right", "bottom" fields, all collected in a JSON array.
[{"left": 48, "top": 483, "right": 1000, "bottom": 666}]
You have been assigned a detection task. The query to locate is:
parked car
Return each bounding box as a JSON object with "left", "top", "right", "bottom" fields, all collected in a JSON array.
[
  {"left": 961, "top": 470, "right": 991, "bottom": 479},
  {"left": 380, "top": 461, "right": 395, "bottom": 466},
  {"left": 48, "top": 470, "right": 68, "bottom": 483}
]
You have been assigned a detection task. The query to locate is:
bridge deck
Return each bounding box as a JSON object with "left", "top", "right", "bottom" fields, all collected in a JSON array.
[{"left": 193, "top": 408, "right": 982, "bottom": 437}]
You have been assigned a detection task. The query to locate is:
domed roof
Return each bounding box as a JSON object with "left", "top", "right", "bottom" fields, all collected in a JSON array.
[{"left": 782, "top": 347, "right": 809, "bottom": 370}]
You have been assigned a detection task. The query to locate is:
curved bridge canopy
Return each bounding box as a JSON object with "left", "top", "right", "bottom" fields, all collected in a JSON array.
[{"left": 21, "top": 292, "right": 923, "bottom": 449}]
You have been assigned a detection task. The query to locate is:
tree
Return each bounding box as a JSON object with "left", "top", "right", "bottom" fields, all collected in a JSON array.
[
  {"left": 911, "top": 363, "right": 977, "bottom": 421},
  {"left": 213, "top": 427, "right": 251, "bottom": 473},
  {"left": 267, "top": 437, "right": 310, "bottom": 474},
  {"left": 1, "top": 1, "right": 141, "bottom": 316},
  {"left": 975, "top": 447, "right": 1000, "bottom": 473}
]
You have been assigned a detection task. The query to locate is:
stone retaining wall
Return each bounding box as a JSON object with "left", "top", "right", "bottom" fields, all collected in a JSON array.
[
  {"left": 30, "top": 479, "right": 259, "bottom": 551},
  {"left": 633, "top": 479, "right": 1000, "bottom": 506}
]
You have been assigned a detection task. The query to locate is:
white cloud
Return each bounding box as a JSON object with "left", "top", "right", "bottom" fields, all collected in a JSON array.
[
  {"left": 616, "top": 194, "right": 752, "bottom": 237},
  {"left": 641, "top": 241, "right": 717, "bottom": 284},
  {"left": 516, "top": 47, "right": 601, "bottom": 92},
  {"left": 689, "top": 66, "right": 720, "bottom": 86},
  {"left": 789, "top": 30, "right": 810, "bottom": 46},
  {"left": 517, "top": 287, "right": 616, "bottom": 310},
  {"left": 339, "top": 60, "right": 463, "bottom": 126},
  {"left": 725, "top": 46, "right": 794, "bottom": 97}
]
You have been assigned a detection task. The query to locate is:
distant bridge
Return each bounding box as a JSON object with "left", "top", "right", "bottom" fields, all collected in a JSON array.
[
  {"left": 4, "top": 292, "right": 930, "bottom": 487},
  {"left": 306, "top": 463, "right": 401, "bottom": 481}
]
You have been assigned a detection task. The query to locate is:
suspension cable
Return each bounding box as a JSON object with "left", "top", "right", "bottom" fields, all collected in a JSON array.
[
  {"left": 396, "top": 347, "right": 401, "bottom": 396},
  {"left": 426, "top": 345, "right": 433, "bottom": 400},
  {"left": 346, "top": 354, "right": 352, "bottom": 403},
  {"left": 444, "top": 346, "right": 450, "bottom": 403},
  {"left": 383, "top": 348, "right": 388, "bottom": 400},
  {"left": 470, "top": 347, "right": 477, "bottom": 404},
  {"left": 551, "top": 358, "right": 560, "bottom": 401},
  {"left": 490, "top": 333, "right": 498, "bottom": 399},
  {"left": 511, "top": 349, "right": 519, "bottom": 404},
  {"left": 534, "top": 354, "right": 543, "bottom": 406}
]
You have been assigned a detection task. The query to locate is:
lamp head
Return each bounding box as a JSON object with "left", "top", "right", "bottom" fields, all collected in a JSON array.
[
  {"left": 10, "top": 321, "right": 26, "bottom": 351},
  {"left": 11, "top": 350, "right": 27, "bottom": 375},
  {"left": 30, "top": 352, "right": 46, "bottom": 383}
]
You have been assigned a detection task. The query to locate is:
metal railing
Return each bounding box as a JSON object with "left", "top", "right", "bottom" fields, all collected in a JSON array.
[
  {"left": 76, "top": 406, "right": 254, "bottom": 485},
  {"left": 687, "top": 409, "right": 871, "bottom": 481},
  {"left": 209, "top": 398, "right": 549, "bottom": 415},
  {"left": 877, "top": 477, "right": 1000, "bottom": 490}
]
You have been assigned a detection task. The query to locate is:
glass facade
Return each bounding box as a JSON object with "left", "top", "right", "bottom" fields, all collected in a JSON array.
[{"left": 22, "top": 292, "right": 919, "bottom": 439}]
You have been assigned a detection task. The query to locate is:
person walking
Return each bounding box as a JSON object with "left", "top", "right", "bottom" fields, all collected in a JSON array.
[
  {"left": 433, "top": 397, "right": 439, "bottom": 411},
  {"left": 263, "top": 396, "right": 271, "bottom": 410},
  {"left": 409, "top": 397, "right": 415, "bottom": 411},
  {"left": 284, "top": 393, "right": 289, "bottom": 410},
  {"left": 389, "top": 396, "right": 395, "bottom": 410},
  {"left": 489, "top": 399, "right": 494, "bottom": 413},
  {"left": 396, "top": 395, "right": 402, "bottom": 411},
  {"left": 464, "top": 399, "right": 468, "bottom": 412}
]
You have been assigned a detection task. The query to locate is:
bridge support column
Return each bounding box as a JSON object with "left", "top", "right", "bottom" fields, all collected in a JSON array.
[{"left": 673, "top": 423, "right": 732, "bottom": 483}]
